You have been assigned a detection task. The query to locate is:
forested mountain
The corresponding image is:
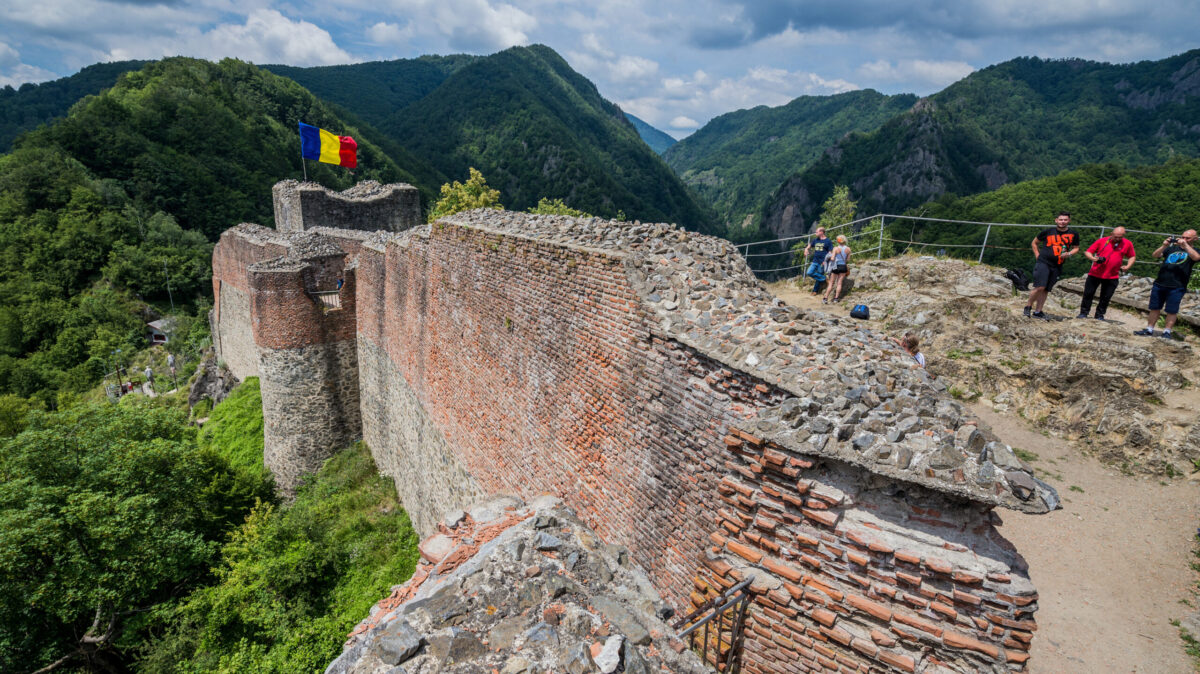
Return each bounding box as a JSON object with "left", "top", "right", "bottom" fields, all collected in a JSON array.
[
  {"left": 761, "top": 50, "right": 1200, "bottom": 241},
  {"left": 0, "top": 57, "right": 419, "bottom": 404},
  {"left": 625, "top": 113, "right": 677, "bottom": 154},
  {"left": 664, "top": 90, "right": 917, "bottom": 235},
  {"left": 892, "top": 158, "right": 1200, "bottom": 278},
  {"left": 278, "top": 45, "right": 715, "bottom": 231},
  {"left": 0, "top": 60, "right": 148, "bottom": 152}
]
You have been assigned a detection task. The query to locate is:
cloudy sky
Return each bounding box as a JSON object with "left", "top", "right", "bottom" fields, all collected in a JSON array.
[{"left": 2, "top": 0, "right": 1198, "bottom": 138}]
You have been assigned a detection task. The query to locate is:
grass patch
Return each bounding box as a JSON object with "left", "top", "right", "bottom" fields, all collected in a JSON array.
[
  {"left": 946, "top": 348, "right": 984, "bottom": 360},
  {"left": 197, "top": 377, "right": 269, "bottom": 484},
  {"left": 1069, "top": 485, "right": 1084, "bottom": 493},
  {"left": 1014, "top": 448, "right": 1039, "bottom": 463}
]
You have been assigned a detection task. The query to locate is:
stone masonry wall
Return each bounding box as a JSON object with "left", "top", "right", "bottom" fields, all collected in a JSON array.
[
  {"left": 273, "top": 180, "right": 421, "bottom": 234},
  {"left": 250, "top": 259, "right": 360, "bottom": 494},
  {"left": 696, "top": 430, "right": 1034, "bottom": 673}
]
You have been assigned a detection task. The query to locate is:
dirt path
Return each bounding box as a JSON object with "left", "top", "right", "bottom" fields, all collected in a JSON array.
[
  {"left": 768, "top": 278, "right": 1200, "bottom": 672},
  {"left": 975, "top": 403, "right": 1198, "bottom": 673}
]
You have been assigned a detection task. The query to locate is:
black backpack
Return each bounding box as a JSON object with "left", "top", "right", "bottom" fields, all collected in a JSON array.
[
  {"left": 850, "top": 304, "right": 870, "bottom": 320},
  {"left": 1005, "top": 268, "right": 1031, "bottom": 292}
]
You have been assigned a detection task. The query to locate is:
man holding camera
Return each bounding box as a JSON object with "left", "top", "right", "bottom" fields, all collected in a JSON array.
[
  {"left": 1077, "top": 226, "right": 1136, "bottom": 320},
  {"left": 1024, "top": 212, "right": 1080, "bottom": 319},
  {"left": 1134, "top": 229, "right": 1199, "bottom": 339}
]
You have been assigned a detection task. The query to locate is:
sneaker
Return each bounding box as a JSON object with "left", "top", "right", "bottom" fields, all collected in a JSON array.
[
  {"left": 822, "top": 298, "right": 828, "bottom": 305},
  {"left": 1161, "top": 330, "right": 1173, "bottom": 340},
  {"left": 1032, "top": 311, "right": 1047, "bottom": 320},
  {"left": 1133, "top": 327, "right": 1155, "bottom": 336},
  {"left": 1023, "top": 306, "right": 1031, "bottom": 317},
  {"left": 1075, "top": 313, "right": 1088, "bottom": 319},
  {"left": 1094, "top": 315, "right": 1105, "bottom": 321}
]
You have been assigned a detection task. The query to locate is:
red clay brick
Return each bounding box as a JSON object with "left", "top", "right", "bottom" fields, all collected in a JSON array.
[
  {"left": 846, "top": 594, "right": 893, "bottom": 622},
  {"left": 727, "top": 540, "right": 764, "bottom": 564},
  {"left": 942, "top": 630, "right": 1000, "bottom": 659},
  {"left": 892, "top": 611, "right": 944, "bottom": 638}
]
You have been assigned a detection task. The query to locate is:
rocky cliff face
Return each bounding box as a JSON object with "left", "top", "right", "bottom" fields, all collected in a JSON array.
[
  {"left": 761, "top": 103, "right": 1007, "bottom": 242},
  {"left": 326, "top": 496, "right": 709, "bottom": 674}
]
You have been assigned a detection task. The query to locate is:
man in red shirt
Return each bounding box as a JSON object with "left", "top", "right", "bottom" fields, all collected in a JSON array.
[{"left": 1077, "top": 227, "right": 1136, "bottom": 320}]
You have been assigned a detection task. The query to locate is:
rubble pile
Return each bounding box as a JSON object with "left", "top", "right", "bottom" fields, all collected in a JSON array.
[{"left": 326, "top": 496, "right": 709, "bottom": 674}]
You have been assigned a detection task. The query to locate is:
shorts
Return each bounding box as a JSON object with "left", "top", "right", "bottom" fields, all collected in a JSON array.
[
  {"left": 1031, "top": 261, "right": 1062, "bottom": 292},
  {"left": 1149, "top": 283, "right": 1187, "bottom": 314}
]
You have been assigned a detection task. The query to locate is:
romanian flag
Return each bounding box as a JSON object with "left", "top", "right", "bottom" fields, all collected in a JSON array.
[{"left": 299, "top": 122, "right": 357, "bottom": 168}]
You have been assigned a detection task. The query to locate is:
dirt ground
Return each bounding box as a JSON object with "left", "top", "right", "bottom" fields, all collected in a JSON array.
[{"left": 769, "top": 277, "right": 1200, "bottom": 672}]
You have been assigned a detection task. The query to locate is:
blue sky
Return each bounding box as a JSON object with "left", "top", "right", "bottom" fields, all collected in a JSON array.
[{"left": 2, "top": 0, "right": 1198, "bottom": 138}]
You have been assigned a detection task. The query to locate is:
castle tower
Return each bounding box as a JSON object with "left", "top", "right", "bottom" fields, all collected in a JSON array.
[
  {"left": 248, "top": 244, "right": 360, "bottom": 494},
  {"left": 272, "top": 179, "right": 421, "bottom": 233}
]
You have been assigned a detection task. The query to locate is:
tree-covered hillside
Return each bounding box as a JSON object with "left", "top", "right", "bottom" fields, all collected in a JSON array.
[
  {"left": 761, "top": 50, "right": 1200, "bottom": 241},
  {"left": 624, "top": 113, "right": 677, "bottom": 155},
  {"left": 893, "top": 158, "right": 1200, "bottom": 278},
  {"left": 282, "top": 45, "right": 715, "bottom": 232},
  {"left": 21, "top": 58, "right": 431, "bottom": 240},
  {"left": 665, "top": 89, "right": 917, "bottom": 236},
  {"left": 0, "top": 60, "right": 148, "bottom": 152},
  {"left": 0, "top": 58, "right": 428, "bottom": 405}
]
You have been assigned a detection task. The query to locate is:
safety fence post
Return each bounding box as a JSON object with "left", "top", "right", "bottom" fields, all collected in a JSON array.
[
  {"left": 877, "top": 216, "right": 885, "bottom": 259},
  {"left": 978, "top": 223, "right": 992, "bottom": 264}
]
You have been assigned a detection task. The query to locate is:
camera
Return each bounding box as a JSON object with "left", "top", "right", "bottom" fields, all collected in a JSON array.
[
  {"left": 1168, "top": 236, "right": 1180, "bottom": 244},
  {"left": 1096, "top": 256, "right": 1107, "bottom": 264}
]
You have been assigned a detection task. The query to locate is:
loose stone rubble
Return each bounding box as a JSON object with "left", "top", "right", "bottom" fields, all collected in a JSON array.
[
  {"left": 326, "top": 496, "right": 709, "bottom": 674},
  {"left": 809, "top": 255, "right": 1200, "bottom": 474}
]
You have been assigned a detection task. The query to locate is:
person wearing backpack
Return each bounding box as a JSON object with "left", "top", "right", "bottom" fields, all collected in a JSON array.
[
  {"left": 822, "top": 236, "right": 851, "bottom": 304},
  {"left": 1077, "top": 227, "right": 1136, "bottom": 320}
]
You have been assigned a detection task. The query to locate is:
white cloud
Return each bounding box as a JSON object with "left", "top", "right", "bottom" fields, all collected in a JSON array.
[
  {"left": 0, "top": 41, "right": 57, "bottom": 87},
  {"left": 381, "top": 0, "right": 536, "bottom": 51},
  {"left": 857, "top": 59, "right": 975, "bottom": 89},
  {"left": 670, "top": 115, "right": 699, "bottom": 128},
  {"left": 176, "top": 10, "right": 356, "bottom": 65},
  {"left": 366, "top": 21, "right": 415, "bottom": 45},
  {"left": 620, "top": 65, "right": 859, "bottom": 134}
]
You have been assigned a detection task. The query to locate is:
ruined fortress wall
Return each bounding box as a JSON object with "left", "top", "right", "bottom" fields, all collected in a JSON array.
[
  {"left": 353, "top": 220, "right": 1038, "bottom": 672},
  {"left": 250, "top": 261, "right": 360, "bottom": 494},
  {"left": 273, "top": 180, "right": 421, "bottom": 233},
  {"left": 211, "top": 228, "right": 289, "bottom": 380}
]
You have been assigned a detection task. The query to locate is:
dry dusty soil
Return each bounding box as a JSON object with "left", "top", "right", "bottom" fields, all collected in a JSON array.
[{"left": 769, "top": 276, "right": 1200, "bottom": 673}]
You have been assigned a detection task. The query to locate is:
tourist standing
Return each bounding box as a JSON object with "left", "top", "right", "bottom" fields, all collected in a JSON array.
[
  {"left": 1077, "top": 227, "right": 1136, "bottom": 320},
  {"left": 144, "top": 366, "right": 154, "bottom": 393},
  {"left": 823, "top": 236, "right": 851, "bottom": 304},
  {"left": 1024, "top": 211, "right": 1080, "bottom": 319},
  {"left": 804, "top": 227, "right": 834, "bottom": 294},
  {"left": 1134, "top": 229, "right": 1199, "bottom": 340}
]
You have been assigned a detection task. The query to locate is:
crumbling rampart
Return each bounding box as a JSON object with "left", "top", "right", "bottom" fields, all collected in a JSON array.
[
  {"left": 273, "top": 179, "right": 421, "bottom": 233},
  {"left": 211, "top": 182, "right": 1058, "bottom": 673}
]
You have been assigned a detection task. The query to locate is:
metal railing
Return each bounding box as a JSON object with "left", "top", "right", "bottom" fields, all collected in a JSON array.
[
  {"left": 736, "top": 214, "right": 1180, "bottom": 275},
  {"left": 311, "top": 290, "right": 342, "bottom": 310},
  {"left": 673, "top": 578, "right": 752, "bottom": 672}
]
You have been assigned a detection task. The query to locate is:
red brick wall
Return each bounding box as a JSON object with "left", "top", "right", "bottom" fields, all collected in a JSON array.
[{"left": 695, "top": 431, "right": 1034, "bottom": 673}]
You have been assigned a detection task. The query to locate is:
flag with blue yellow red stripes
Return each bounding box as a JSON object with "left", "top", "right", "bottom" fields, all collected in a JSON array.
[{"left": 299, "top": 122, "right": 357, "bottom": 168}]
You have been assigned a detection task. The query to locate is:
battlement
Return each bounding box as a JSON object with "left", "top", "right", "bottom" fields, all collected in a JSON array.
[
  {"left": 211, "top": 182, "right": 1054, "bottom": 673},
  {"left": 272, "top": 179, "right": 421, "bottom": 233}
]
